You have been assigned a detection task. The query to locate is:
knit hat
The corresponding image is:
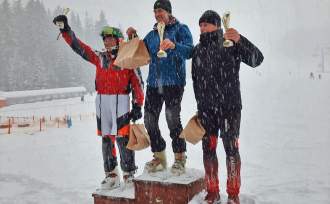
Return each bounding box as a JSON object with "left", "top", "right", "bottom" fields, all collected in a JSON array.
[
  {"left": 154, "top": 0, "right": 172, "bottom": 14},
  {"left": 199, "top": 10, "right": 221, "bottom": 27}
]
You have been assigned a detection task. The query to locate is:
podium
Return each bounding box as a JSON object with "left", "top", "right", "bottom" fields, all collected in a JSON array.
[{"left": 92, "top": 168, "right": 205, "bottom": 204}]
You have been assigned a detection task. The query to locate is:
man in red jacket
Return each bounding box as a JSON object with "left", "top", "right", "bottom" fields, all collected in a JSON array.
[{"left": 53, "top": 15, "right": 144, "bottom": 190}]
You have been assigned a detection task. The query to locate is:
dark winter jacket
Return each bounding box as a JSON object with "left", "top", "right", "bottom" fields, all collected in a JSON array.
[
  {"left": 143, "top": 17, "right": 193, "bottom": 87},
  {"left": 61, "top": 30, "right": 144, "bottom": 106},
  {"left": 192, "top": 29, "right": 264, "bottom": 112}
]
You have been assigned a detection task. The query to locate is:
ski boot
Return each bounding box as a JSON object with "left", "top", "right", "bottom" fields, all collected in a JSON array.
[
  {"left": 101, "top": 167, "right": 120, "bottom": 190},
  {"left": 227, "top": 195, "right": 240, "bottom": 204},
  {"left": 171, "top": 152, "right": 187, "bottom": 176},
  {"left": 123, "top": 170, "right": 135, "bottom": 187},
  {"left": 144, "top": 151, "right": 167, "bottom": 173}
]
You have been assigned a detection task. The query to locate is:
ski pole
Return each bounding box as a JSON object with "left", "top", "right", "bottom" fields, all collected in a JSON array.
[{"left": 56, "top": 7, "right": 70, "bottom": 40}]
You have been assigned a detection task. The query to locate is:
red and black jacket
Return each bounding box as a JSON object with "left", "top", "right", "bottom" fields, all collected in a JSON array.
[{"left": 61, "top": 30, "right": 144, "bottom": 106}]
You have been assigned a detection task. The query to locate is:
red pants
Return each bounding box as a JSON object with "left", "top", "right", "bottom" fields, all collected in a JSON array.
[{"left": 202, "top": 135, "right": 241, "bottom": 197}]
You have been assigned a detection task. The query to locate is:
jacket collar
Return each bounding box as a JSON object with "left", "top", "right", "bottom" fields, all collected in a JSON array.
[
  {"left": 153, "top": 16, "right": 178, "bottom": 30},
  {"left": 199, "top": 29, "right": 224, "bottom": 46}
]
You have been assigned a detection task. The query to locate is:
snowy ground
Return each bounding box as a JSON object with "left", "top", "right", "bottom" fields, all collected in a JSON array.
[{"left": 0, "top": 72, "right": 330, "bottom": 204}]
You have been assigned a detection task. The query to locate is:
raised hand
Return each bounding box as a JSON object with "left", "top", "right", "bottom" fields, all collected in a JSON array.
[
  {"left": 53, "top": 15, "right": 71, "bottom": 32},
  {"left": 224, "top": 28, "right": 240, "bottom": 43},
  {"left": 160, "top": 39, "right": 175, "bottom": 51}
]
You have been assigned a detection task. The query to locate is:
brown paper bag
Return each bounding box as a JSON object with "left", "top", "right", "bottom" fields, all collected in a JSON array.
[
  {"left": 179, "top": 115, "right": 206, "bottom": 145},
  {"left": 114, "top": 37, "right": 150, "bottom": 69},
  {"left": 126, "top": 124, "right": 150, "bottom": 151}
]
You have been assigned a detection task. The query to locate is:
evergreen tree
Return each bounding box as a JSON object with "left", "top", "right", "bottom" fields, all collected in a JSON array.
[
  {"left": 70, "top": 12, "right": 84, "bottom": 39},
  {"left": 0, "top": 0, "right": 13, "bottom": 91},
  {"left": 10, "top": 0, "right": 26, "bottom": 90},
  {"left": 94, "top": 10, "right": 108, "bottom": 50},
  {"left": 75, "top": 13, "right": 83, "bottom": 37},
  {"left": 84, "top": 11, "right": 96, "bottom": 48},
  {"left": 0, "top": 1, "right": 96, "bottom": 92}
]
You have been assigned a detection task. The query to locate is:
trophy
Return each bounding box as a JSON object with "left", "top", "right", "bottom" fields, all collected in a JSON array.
[
  {"left": 222, "top": 11, "right": 234, "bottom": 47},
  {"left": 157, "top": 22, "right": 167, "bottom": 58}
]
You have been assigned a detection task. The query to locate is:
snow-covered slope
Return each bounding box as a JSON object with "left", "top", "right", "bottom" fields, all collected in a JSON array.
[{"left": 1, "top": 74, "right": 329, "bottom": 204}]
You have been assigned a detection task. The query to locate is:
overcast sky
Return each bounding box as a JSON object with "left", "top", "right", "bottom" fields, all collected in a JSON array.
[
  {"left": 13, "top": 0, "right": 330, "bottom": 74},
  {"left": 22, "top": 0, "right": 329, "bottom": 38}
]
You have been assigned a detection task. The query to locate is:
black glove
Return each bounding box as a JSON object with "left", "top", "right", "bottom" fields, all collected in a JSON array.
[
  {"left": 129, "top": 103, "right": 142, "bottom": 122},
  {"left": 53, "top": 15, "right": 71, "bottom": 32}
]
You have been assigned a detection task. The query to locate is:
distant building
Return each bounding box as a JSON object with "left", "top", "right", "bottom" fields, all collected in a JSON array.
[{"left": 0, "top": 87, "right": 87, "bottom": 108}]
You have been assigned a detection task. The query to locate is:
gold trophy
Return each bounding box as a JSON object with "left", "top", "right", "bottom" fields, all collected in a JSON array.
[
  {"left": 222, "top": 11, "right": 234, "bottom": 47},
  {"left": 157, "top": 22, "right": 167, "bottom": 58}
]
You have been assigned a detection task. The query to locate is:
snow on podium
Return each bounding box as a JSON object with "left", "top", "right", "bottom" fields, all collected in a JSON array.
[{"left": 92, "top": 168, "right": 205, "bottom": 204}]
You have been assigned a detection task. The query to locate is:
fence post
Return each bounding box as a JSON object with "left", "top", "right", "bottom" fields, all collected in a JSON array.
[
  {"left": 40, "top": 118, "right": 42, "bottom": 132},
  {"left": 8, "top": 118, "right": 11, "bottom": 134}
]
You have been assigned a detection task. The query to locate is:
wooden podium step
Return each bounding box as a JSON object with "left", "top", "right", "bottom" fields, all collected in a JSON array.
[
  {"left": 93, "top": 168, "right": 205, "bottom": 204},
  {"left": 92, "top": 186, "right": 135, "bottom": 204}
]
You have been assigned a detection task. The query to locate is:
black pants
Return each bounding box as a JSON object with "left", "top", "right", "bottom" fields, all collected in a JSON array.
[
  {"left": 102, "top": 136, "right": 137, "bottom": 173},
  {"left": 144, "top": 85, "right": 186, "bottom": 153},
  {"left": 199, "top": 107, "right": 241, "bottom": 139}
]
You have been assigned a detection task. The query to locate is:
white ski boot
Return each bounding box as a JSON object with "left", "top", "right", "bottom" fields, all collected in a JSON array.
[
  {"left": 101, "top": 167, "right": 120, "bottom": 190},
  {"left": 171, "top": 152, "right": 187, "bottom": 176},
  {"left": 122, "top": 170, "right": 135, "bottom": 188},
  {"left": 144, "top": 151, "right": 167, "bottom": 173}
]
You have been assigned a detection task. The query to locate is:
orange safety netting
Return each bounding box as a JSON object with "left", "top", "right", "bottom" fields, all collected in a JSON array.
[{"left": 0, "top": 113, "right": 96, "bottom": 135}]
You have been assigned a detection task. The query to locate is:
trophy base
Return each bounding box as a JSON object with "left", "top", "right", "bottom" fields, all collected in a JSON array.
[
  {"left": 223, "top": 40, "right": 234, "bottom": 47},
  {"left": 157, "top": 50, "right": 167, "bottom": 58}
]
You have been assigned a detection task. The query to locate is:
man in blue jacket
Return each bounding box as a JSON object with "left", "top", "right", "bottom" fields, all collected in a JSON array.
[{"left": 127, "top": 0, "right": 193, "bottom": 175}]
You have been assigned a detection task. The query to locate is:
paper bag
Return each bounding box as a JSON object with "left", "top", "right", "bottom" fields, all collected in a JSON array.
[
  {"left": 114, "top": 37, "right": 150, "bottom": 69},
  {"left": 179, "top": 115, "right": 206, "bottom": 145},
  {"left": 126, "top": 124, "right": 150, "bottom": 151}
]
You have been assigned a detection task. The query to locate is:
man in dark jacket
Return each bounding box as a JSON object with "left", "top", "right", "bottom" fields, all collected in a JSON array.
[
  {"left": 127, "top": 0, "right": 193, "bottom": 175},
  {"left": 192, "top": 10, "right": 264, "bottom": 203}
]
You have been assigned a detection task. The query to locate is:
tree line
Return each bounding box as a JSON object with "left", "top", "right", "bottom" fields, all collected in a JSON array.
[{"left": 0, "top": 0, "right": 111, "bottom": 92}]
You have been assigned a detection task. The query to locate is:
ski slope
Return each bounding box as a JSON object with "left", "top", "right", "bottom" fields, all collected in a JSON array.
[{"left": 0, "top": 74, "right": 330, "bottom": 204}]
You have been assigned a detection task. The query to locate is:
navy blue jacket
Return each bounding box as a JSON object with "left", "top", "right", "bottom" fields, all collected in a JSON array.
[
  {"left": 143, "top": 17, "right": 193, "bottom": 87},
  {"left": 192, "top": 29, "right": 264, "bottom": 112}
]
